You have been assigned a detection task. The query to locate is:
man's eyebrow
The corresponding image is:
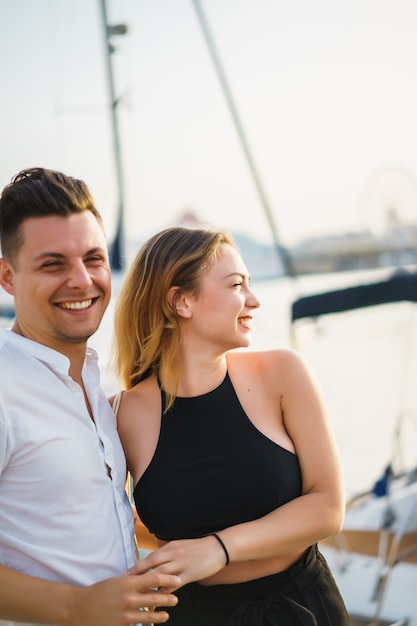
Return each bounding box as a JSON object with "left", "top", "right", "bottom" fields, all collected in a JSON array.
[
  {"left": 33, "top": 247, "right": 105, "bottom": 262},
  {"left": 83, "top": 247, "right": 107, "bottom": 256},
  {"left": 33, "top": 252, "right": 65, "bottom": 262}
]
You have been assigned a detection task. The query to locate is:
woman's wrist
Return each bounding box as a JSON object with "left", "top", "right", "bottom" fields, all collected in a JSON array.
[{"left": 210, "top": 533, "right": 230, "bottom": 566}]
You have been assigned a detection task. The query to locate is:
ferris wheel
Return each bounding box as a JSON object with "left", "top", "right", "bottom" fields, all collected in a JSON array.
[{"left": 360, "top": 163, "right": 417, "bottom": 236}]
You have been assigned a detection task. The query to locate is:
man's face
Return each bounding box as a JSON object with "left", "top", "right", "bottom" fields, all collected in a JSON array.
[{"left": 0, "top": 212, "right": 111, "bottom": 354}]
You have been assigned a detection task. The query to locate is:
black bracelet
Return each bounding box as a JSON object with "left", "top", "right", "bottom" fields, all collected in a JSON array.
[{"left": 210, "top": 532, "right": 230, "bottom": 566}]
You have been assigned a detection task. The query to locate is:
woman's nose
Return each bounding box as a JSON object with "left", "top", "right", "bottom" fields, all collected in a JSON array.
[{"left": 247, "top": 287, "right": 261, "bottom": 309}]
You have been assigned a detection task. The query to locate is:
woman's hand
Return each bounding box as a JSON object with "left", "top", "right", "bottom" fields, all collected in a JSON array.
[{"left": 127, "top": 535, "right": 228, "bottom": 589}]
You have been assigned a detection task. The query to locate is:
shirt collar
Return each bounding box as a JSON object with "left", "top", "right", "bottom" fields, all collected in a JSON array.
[{"left": 0, "top": 327, "right": 98, "bottom": 375}]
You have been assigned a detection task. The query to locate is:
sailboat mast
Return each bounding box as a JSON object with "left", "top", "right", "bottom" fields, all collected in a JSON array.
[
  {"left": 99, "top": 0, "right": 126, "bottom": 271},
  {"left": 191, "top": 0, "right": 294, "bottom": 277}
]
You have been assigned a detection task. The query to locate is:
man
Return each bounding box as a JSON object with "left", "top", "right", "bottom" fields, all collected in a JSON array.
[{"left": 0, "top": 168, "right": 179, "bottom": 625}]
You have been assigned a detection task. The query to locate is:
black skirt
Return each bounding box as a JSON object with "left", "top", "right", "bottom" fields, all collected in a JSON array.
[{"left": 158, "top": 544, "right": 351, "bottom": 625}]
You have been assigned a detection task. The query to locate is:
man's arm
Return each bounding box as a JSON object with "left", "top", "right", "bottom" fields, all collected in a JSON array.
[{"left": 0, "top": 564, "right": 180, "bottom": 625}]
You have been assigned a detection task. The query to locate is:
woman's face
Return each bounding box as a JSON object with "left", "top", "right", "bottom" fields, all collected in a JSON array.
[{"left": 183, "top": 244, "right": 260, "bottom": 351}]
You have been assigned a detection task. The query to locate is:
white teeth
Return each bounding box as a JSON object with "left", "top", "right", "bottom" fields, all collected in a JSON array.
[{"left": 59, "top": 299, "right": 93, "bottom": 310}]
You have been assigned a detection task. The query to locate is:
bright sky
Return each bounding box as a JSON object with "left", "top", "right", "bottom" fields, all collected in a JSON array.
[{"left": 1, "top": 0, "right": 417, "bottom": 249}]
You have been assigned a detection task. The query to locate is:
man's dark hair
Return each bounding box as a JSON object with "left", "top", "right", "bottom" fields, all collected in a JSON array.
[{"left": 0, "top": 167, "right": 103, "bottom": 263}]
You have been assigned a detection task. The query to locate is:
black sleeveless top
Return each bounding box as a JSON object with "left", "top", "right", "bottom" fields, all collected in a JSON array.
[{"left": 134, "top": 373, "right": 302, "bottom": 541}]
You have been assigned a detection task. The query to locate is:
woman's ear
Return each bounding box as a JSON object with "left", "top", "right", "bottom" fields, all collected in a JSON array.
[{"left": 167, "top": 286, "right": 193, "bottom": 319}]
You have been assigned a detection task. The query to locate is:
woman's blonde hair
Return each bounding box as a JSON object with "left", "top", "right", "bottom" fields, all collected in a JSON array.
[{"left": 113, "top": 226, "right": 235, "bottom": 409}]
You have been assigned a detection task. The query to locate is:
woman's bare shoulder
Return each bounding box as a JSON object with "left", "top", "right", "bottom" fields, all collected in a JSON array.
[
  {"left": 118, "top": 375, "right": 160, "bottom": 418},
  {"left": 126, "top": 374, "right": 159, "bottom": 396},
  {"left": 227, "top": 347, "right": 303, "bottom": 370}
]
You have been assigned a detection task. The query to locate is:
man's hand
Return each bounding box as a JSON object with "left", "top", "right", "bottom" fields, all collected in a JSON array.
[{"left": 66, "top": 572, "right": 180, "bottom": 625}]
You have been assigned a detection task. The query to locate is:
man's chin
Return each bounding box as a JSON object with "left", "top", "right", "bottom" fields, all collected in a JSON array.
[
  {"left": 57, "top": 326, "right": 99, "bottom": 345},
  {"left": 54, "top": 336, "right": 90, "bottom": 346}
]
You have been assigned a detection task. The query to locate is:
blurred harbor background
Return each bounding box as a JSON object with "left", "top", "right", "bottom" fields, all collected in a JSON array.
[
  {"left": 1, "top": 1, "right": 417, "bottom": 506},
  {"left": 2, "top": 1, "right": 417, "bottom": 257}
]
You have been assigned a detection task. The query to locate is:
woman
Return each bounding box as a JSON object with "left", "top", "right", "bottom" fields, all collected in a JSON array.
[{"left": 113, "top": 226, "right": 350, "bottom": 625}]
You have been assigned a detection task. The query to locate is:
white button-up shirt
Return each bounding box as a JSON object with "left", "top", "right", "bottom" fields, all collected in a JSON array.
[{"left": 0, "top": 328, "right": 136, "bottom": 624}]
